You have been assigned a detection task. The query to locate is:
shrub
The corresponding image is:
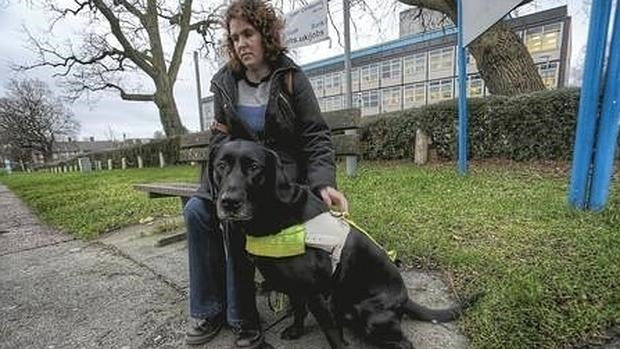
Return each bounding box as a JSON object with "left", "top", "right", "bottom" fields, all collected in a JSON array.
[{"left": 361, "top": 88, "right": 581, "bottom": 161}]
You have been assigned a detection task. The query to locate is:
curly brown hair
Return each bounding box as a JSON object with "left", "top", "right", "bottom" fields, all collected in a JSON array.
[{"left": 223, "top": 0, "right": 287, "bottom": 72}]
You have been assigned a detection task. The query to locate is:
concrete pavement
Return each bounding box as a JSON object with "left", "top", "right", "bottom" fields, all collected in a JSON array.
[{"left": 1, "top": 183, "right": 470, "bottom": 349}]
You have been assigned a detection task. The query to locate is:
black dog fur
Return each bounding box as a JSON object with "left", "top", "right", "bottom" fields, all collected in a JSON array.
[{"left": 210, "top": 138, "right": 478, "bottom": 349}]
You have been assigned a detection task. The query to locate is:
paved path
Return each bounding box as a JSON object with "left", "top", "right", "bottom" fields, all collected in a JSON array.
[{"left": 1, "top": 183, "right": 469, "bottom": 349}]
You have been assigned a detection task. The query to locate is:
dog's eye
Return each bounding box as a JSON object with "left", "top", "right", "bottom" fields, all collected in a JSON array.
[
  {"left": 216, "top": 161, "right": 227, "bottom": 171},
  {"left": 249, "top": 162, "right": 261, "bottom": 171}
]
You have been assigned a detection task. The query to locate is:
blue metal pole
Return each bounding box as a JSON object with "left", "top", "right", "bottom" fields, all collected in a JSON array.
[
  {"left": 589, "top": 1, "right": 620, "bottom": 211},
  {"left": 457, "top": 0, "right": 468, "bottom": 175},
  {"left": 568, "top": 0, "right": 612, "bottom": 209}
]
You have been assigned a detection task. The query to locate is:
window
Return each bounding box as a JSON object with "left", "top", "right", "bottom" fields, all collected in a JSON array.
[
  {"left": 324, "top": 74, "right": 332, "bottom": 90},
  {"left": 542, "top": 23, "right": 562, "bottom": 51},
  {"left": 360, "top": 63, "right": 379, "bottom": 89},
  {"left": 381, "top": 87, "right": 402, "bottom": 112},
  {"left": 456, "top": 52, "right": 478, "bottom": 72},
  {"left": 353, "top": 93, "right": 362, "bottom": 109},
  {"left": 468, "top": 74, "right": 483, "bottom": 97},
  {"left": 310, "top": 76, "right": 324, "bottom": 96},
  {"left": 356, "top": 90, "right": 379, "bottom": 116},
  {"left": 428, "top": 79, "right": 453, "bottom": 102},
  {"left": 324, "top": 71, "right": 342, "bottom": 95},
  {"left": 538, "top": 61, "right": 559, "bottom": 88},
  {"left": 322, "top": 96, "right": 331, "bottom": 112},
  {"left": 403, "top": 53, "right": 426, "bottom": 83},
  {"left": 403, "top": 52, "right": 426, "bottom": 83},
  {"left": 526, "top": 23, "right": 562, "bottom": 53},
  {"left": 457, "top": 75, "right": 484, "bottom": 97},
  {"left": 351, "top": 68, "right": 360, "bottom": 92},
  {"left": 403, "top": 83, "right": 426, "bottom": 108},
  {"left": 381, "top": 58, "right": 402, "bottom": 86},
  {"left": 322, "top": 95, "right": 343, "bottom": 112},
  {"left": 429, "top": 47, "right": 454, "bottom": 74}
]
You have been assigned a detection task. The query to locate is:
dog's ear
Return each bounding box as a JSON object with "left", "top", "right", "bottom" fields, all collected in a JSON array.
[
  {"left": 204, "top": 140, "right": 225, "bottom": 196},
  {"left": 264, "top": 148, "right": 297, "bottom": 205},
  {"left": 227, "top": 113, "right": 259, "bottom": 142}
]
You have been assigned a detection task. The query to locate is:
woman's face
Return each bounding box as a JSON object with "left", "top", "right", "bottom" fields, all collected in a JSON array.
[{"left": 229, "top": 17, "right": 266, "bottom": 71}]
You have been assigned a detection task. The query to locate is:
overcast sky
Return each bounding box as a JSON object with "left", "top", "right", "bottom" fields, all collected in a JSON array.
[{"left": 0, "top": 0, "right": 589, "bottom": 141}]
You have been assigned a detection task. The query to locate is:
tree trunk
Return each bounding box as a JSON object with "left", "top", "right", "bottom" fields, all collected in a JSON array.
[
  {"left": 469, "top": 22, "right": 545, "bottom": 95},
  {"left": 154, "top": 80, "right": 187, "bottom": 137},
  {"left": 42, "top": 142, "right": 54, "bottom": 163}
]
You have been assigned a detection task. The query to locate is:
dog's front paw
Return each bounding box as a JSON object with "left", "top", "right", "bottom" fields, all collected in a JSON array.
[{"left": 280, "top": 325, "right": 304, "bottom": 340}]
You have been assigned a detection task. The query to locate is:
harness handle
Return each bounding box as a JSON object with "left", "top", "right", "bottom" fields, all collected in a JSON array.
[{"left": 331, "top": 211, "right": 398, "bottom": 263}]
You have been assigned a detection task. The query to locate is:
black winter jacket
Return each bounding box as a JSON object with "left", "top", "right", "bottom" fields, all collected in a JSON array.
[{"left": 196, "top": 54, "right": 336, "bottom": 202}]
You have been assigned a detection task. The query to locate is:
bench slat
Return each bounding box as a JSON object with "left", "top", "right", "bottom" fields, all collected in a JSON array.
[
  {"left": 333, "top": 133, "right": 360, "bottom": 156},
  {"left": 179, "top": 147, "right": 209, "bottom": 162},
  {"left": 323, "top": 109, "right": 360, "bottom": 131},
  {"left": 134, "top": 183, "right": 199, "bottom": 198},
  {"left": 181, "top": 131, "right": 212, "bottom": 148}
]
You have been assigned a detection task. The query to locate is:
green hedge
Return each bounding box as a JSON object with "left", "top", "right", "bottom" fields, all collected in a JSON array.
[{"left": 361, "top": 88, "right": 581, "bottom": 161}]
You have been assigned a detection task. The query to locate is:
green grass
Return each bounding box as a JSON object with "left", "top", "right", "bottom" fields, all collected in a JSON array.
[
  {"left": 0, "top": 166, "right": 196, "bottom": 238},
  {"left": 1, "top": 162, "right": 619, "bottom": 349}
]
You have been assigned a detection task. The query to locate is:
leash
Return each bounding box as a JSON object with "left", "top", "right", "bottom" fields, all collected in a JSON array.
[{"left": 331, "top": 211, "right": 398, "bottom": 263}]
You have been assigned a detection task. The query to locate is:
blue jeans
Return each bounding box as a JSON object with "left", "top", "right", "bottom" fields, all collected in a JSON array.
[{"left": 183, "top": 196, "right": 259, "bottom": 329}]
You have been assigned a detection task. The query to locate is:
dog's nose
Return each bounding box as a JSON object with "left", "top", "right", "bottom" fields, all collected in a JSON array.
[{"left": 221, "top": 195, "right": 242, "bottom": 212}]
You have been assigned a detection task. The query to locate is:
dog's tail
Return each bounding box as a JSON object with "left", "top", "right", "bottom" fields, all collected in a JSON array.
[{"left": 403, "top": 292, "right": 483, "bottom": 323}]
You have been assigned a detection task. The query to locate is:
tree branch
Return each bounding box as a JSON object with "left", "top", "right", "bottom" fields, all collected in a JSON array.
[
  {"left": 114, "top": 0, "right": 147, "bottom": 26},
  {"left": 92, "top": 0, "right": 156, "bottom": 77},
  {"left": 106, "top": 83, "right": 155, "bottom": 101},
  {"left": 396, "top": 0, "right": 454, "bottom": 18},
  {"left": 168, "top": 0, "right": 194, "bottom": 81}
]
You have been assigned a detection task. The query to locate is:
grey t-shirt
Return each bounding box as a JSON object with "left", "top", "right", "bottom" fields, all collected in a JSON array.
[{"left": 236, "top": 75, "right": 272, "bottom": 137}]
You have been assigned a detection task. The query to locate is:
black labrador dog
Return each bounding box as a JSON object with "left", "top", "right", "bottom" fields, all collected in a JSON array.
[{"left": 210, "top": 138, "right": 478, "bottom": 349}]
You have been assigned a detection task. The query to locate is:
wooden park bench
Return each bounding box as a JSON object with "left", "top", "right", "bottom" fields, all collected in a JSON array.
[{"left": 134, "top": 108, "right": 361, "bottom": 247}]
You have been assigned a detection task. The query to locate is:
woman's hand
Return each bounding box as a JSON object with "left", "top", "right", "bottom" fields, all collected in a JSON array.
[{"left": 319, "top": 186, "right": 349, "bottom": 213}]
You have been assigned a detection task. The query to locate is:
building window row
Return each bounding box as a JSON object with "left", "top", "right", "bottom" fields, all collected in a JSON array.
[
  {"left": 320, "top": 75, "right": 486, "bottom": 116},
  {"left": 307, "top": 20, "right": 563, "bottom": 99}
]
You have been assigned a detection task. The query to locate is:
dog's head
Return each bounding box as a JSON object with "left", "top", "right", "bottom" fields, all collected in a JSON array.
[{"left": 209, "top": 139, "right": 307, "bottom": 232}]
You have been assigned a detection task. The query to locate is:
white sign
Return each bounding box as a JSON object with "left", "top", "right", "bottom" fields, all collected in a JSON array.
[
  {"left": 283, "top": 0, "right": 329, "bottom": 49},
  {"left": 462, "top": 0, "right": 523, "bottom": 47}
]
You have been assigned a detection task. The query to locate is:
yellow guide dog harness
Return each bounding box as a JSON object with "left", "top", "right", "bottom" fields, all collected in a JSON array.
[{"left": 245, "top": 211, "right": 396, "bottom": 273}]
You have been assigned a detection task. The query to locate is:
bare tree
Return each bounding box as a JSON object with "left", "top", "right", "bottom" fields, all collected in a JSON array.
[
  {"left": 0, "top": 79, "right": 80, "bottom": 162},
  {"left": 397, "top": 0, "right": 546, "bottom": 95},
  {"left": 17, "top": 0, "right": 222, "bottom": 136},
  {"left": 152, "top": 130, "right": 165, "bottom": 139}
]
